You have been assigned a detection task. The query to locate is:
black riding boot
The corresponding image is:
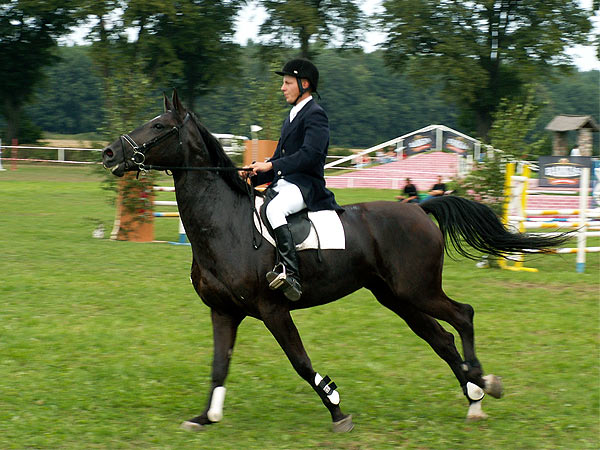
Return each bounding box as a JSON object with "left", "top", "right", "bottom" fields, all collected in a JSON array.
[{"left": 266, "top": 224, "right": 302, "bottom": 301}]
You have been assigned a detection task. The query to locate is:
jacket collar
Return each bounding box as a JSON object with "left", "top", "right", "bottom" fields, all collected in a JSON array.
[{"left": 289, "top": 95, "right": 313, "bottom": 122}]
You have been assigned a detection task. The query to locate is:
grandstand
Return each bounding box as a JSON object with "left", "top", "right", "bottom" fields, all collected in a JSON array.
[{"left": 325, "top": 151, "right": 585, "bottom": 209}]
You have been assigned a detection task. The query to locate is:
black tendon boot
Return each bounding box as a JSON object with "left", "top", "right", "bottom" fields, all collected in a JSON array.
[{"left": 266, "top": 224, "right": 302, "bottom": 301}]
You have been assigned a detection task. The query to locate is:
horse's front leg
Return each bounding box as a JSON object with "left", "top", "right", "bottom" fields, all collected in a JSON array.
[
  {"left": 181, "top": 308, "right": 244, "bottom": 431},
  {"left": 259, "top": 302, "right": 354, "bottom": 432}
]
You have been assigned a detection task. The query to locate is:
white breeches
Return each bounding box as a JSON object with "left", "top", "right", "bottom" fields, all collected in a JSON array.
[{"left": 266, "top": 179, "right": 307, "bottom": 229}]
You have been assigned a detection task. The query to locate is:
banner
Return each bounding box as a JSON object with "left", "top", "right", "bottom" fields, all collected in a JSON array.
[
  {"left": 443, "top": 131, "right": 473, "bottom": 155},
  {"left": 538, "top": 156, "right": 593, "bottom": 188},
  {"left": 405, "top": 131, "right": 435, "bottom": 157},
  {"left": 592, "top": 160, "right": 600, "bottom": 208}
]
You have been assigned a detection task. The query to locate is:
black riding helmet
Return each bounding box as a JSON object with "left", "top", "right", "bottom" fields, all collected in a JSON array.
[{"left": 275, "top": 58, "right": 320, "bottom": 104}]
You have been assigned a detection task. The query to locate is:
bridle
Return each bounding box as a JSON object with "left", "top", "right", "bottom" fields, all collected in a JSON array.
[
  {"left": 119, "top": 112, "right": 252, "bottom": 175},
  {"left": 117, "top": 111, "right": 262, "bottom": 248},
  {"left": 119, "top": 113, "right": 191, "bottom": 173}
]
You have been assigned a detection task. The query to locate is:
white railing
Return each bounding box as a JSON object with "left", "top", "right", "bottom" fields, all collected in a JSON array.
[{"left": 0, "top": 144, "right": 102, "bottom": 166}]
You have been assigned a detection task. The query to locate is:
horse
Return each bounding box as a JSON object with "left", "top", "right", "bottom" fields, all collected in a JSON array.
[{"left": 102, "top": 90, "right": 568, "bottom": 432}]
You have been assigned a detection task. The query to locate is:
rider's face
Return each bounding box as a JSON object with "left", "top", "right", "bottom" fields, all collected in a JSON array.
[{"left": 281, "top": 75, "right": 300, "bottom": 104}]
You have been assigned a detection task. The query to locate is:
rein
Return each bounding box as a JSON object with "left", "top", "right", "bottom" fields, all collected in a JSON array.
[{"left": 142, "top": 164, "right": 252, "bottom": 172}]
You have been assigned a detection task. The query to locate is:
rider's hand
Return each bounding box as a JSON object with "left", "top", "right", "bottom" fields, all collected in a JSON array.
[{"left": 247, "top": 161, "right": 273, "bottom": 176}]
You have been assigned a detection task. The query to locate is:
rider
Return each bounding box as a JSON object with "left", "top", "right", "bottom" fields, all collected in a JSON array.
[{"left": 246, "top": 58, "right": 342, "bottom": 301}]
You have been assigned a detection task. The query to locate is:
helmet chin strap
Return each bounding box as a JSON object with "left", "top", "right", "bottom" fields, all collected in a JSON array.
[{"left": 293, "top": 77, "right": 307, "bottom": 105}]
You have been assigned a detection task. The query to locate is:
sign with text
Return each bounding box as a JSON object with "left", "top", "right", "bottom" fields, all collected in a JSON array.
[
  {"left": 592, "top": 160, "right": 600, "bottom": 208},
  {"left": 405, "top": 131, "right": 435, "bottom": 157},
  {"left": 538, "top": 156, "right": 593, "bottom": 188},
  {"left": 443, "top": 131, "right": 473, "bottom": 155}
]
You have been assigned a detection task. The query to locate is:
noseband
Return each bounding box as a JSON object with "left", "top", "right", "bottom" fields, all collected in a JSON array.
[{"left": 119, "top": 113, "right": 191, "bottom": 172}]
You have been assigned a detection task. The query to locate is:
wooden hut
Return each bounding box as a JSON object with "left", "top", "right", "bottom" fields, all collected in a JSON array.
[{"left": 545, "top": 115, "right": 598, "bottom": 156}]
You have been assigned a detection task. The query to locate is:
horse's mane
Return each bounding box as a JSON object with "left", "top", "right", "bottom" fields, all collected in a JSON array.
[{"left": 188, "top": 112, "right": 251, "bottom": 196}]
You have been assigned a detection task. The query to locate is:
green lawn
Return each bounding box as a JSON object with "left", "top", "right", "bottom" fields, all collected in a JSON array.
[{"left": 0, "top": 165, "right": 598, "bottom": 449}]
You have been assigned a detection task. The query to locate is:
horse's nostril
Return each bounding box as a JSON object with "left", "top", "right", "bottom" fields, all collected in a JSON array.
[{"left": 104, "top": 149, "right": 114, "bottom": 158}]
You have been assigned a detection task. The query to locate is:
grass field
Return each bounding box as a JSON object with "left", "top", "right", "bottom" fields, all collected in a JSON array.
[{"left": 0, "top": 165, "right": 598, "bottom": 449}]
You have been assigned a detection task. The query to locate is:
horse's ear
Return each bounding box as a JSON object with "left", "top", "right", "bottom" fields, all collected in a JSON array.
[
  {"left": 163, "top": 92, "right": 173, "bottom": 112},
  {"left": 172, "top": 89, "right": 186, "bottom": 116}
]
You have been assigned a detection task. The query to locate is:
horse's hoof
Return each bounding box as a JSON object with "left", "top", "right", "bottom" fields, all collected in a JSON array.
[
  {"left": 180, "top": 421, "right": 205, "bottom": 432},
  {"left": 466, "top": 411, "right": 489, "bottom": 422},
  {"left": 332, "top": 414, "right": 354, "bottom": 433},
  {"left": 483, "top": 374, "right": 503, "bottom": 399}
]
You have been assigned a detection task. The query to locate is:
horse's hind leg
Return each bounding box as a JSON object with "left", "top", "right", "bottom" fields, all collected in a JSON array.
[
  {"left": 259, "top": 302, "right": 354, "bottom": 432},
  {"left": 387, "top": 275, "right": 502, "bottom": 399},
  {"left": 415, "top": 291, "right": 503, "bottom": 400},
  {"left": 181, "top": 308, "right": 244, "bottom": 431},
  {"left": 373, "top": 289, "right": 493, "bottom": 421}
]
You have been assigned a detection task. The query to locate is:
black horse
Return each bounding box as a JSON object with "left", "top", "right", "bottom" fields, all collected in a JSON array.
[{"left": 102, "top": 91, "right": 567, "bottom": 432}]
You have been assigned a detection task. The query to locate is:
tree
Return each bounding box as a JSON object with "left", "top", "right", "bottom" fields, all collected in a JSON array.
[
  {"left": 487, "top": 87, "right": 548, "bottom": 160},
  {"left": 257, "top": 0, "right": 365, "bottom": 60},
  {"left": 192, "top": 47, "right": 460, "bottom": 148},
  {"left": 26, "top": 46, "right": 104, "bottom": 134},
  {"left": 450, "top": 90, "right": 547, "bottom": 215},
  {"left": 240, "top": 61, "right": 289, "bottom": 140},
  {"left": 122, "top": 0, "right": 244, "bottom": 110},
  {"left": 317, "top": 49, "right": 459, "bottom": 147},
  {"left": 0, "top": 0, "right": 78, "bottom": 141},
  {"left": 379, "top": 0, "right": 594, "bottom": 140}
]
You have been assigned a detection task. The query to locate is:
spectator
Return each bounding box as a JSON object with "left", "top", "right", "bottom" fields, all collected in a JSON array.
[
  {"left": 396, "top": 178, "right": 419, "bottom": 203},
  {"left": 422, "top": 176, "right": 447, "bottom": 202}
]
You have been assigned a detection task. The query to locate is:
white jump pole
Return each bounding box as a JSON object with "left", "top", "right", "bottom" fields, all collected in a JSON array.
[
  {"left": 177, "top": 218, "right": 187, "bottom": 244},
  {"left": 576, "top": 168, "right": 590, "bottom": 273}
]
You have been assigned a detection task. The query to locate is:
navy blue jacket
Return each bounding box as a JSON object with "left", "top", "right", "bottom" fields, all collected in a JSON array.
[{"left": 253, "top": 99, "right": 342, "bottom": 212}]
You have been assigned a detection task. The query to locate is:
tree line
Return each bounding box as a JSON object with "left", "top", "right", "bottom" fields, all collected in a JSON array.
[
  {"left": 19, "top": 44, "right": 599, "bottom": 155},
  {"left": 1, "top": 0, "right": 598, "bottom": 153}
]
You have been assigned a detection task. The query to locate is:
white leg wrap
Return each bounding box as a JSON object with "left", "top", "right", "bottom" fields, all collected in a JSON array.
[
  {"left": 466, "top": 399, "right": 488, "bottom": 421},
  {"left": 315, "top": 373, "right": 340, "bottom": 405},
  {"left": 466, "top": 382, "right": 485, "bottom": 402},
  {"left": 207, "top": 386, "right": 226, "bottom": 422}
]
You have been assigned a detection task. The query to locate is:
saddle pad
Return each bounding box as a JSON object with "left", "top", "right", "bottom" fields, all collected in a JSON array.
[{"left": 253, "top": 197, "right": 346, "bottom": 251}]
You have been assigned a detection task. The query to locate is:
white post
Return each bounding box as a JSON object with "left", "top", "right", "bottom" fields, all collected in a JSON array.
[
  {"left": 576, "top": 168, "right": 590, "bottom": 273},
  {"left": 0, "top": 139, "right": 5, "bottom": 171},
  {"left": 58, "top": 148, "right": 65, "bottom": 161},
  {"left": 250, "top": 125, "right": 262, "bottom": 163},
  {"left": 436, "top": 127, "right": 443, "bottom": 151}
]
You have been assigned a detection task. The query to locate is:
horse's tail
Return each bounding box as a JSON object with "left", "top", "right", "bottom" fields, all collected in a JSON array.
[{"left": 420, "top": 196, "right": 572, "bottom": 259}]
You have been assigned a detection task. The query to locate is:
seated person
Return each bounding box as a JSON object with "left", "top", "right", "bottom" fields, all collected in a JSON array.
[
  {"left": 422, "top": 176, "right": 447, "bottom": 202},
  {"left": 428, "top": 176, "right": 446, "bottom": 197},
  {"left": 396, "top": 178, "right": 419, "bottom": 203}
]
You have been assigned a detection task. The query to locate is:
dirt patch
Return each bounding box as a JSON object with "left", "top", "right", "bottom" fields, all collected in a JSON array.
[{"left": 40, "top": 139, "right": 107, "bottom": 149}]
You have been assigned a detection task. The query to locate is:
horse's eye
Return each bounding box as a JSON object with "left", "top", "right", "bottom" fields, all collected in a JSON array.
[{"left": 154, "top": 123, "right": 165, "bottom": 130}]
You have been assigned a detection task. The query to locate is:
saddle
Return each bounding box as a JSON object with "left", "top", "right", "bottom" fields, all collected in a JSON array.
[
  {"left": 252, "top": 191, "right": 345, "bottom": 252},
  {"left": 259, "top": 188, "right": 312, "bottom": 244}
]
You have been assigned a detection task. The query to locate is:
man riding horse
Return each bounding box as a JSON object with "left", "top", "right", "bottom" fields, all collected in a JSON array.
[{"left": 246, "top": 59, "right": 342, "bottom": 301}]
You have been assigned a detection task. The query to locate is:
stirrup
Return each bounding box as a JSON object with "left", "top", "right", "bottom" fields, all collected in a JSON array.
[
  {"left": 266, "top": 263, "right": 286, "bottom": 289},
  {"left": 266, "top": 264, "right": 302, "bottom": 301}
]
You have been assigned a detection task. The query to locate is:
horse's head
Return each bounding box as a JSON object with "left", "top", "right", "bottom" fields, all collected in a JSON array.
[{"left": 102, "top": 90, "right": 191, "bottom": 177}]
